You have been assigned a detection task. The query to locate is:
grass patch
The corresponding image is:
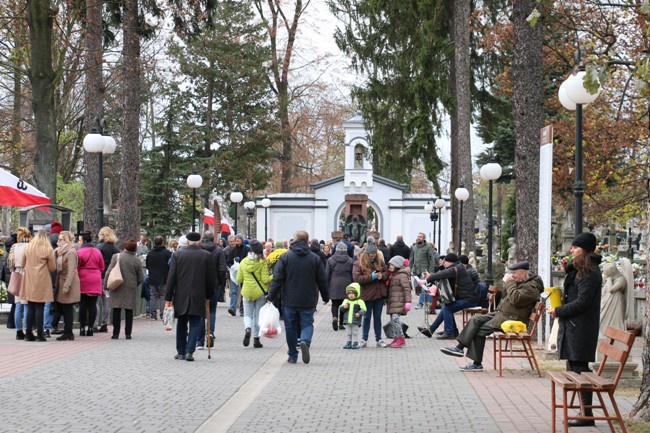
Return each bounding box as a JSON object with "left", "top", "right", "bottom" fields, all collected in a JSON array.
[{"left": 624, "top": 418, "right": 650, "bottom": 433}]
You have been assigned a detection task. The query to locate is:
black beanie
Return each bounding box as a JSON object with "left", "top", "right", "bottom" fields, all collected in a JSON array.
[{"left": 572, "top": 232, "right": 597, "bottom": 253}]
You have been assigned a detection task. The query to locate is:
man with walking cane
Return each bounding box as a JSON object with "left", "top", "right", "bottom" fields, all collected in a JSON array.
[{"left": 165, "top": 232, "right": 216, "bottom": 361}]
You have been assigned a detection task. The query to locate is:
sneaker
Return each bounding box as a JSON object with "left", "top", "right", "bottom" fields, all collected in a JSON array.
[
  {"left": 185, "top": 353, "right": 194, "bottom": 362},
  {"left": 174, "top": 354, "right": 185, "bottom": 360},
  {"left": 243, "top": 327, "right": 251, "bottom": 347},
  {"left": 207, "top": 333, "right": 215, "bottom": 348},
  {"left": 441, "top": 346, "right": 464, "bottom": 357},
  {"left": 415, "top": 304, "right": 423, "bottom": 309},
  {"left": 359, "top": 340, "right": 367, "bottom": 348},
  {"left": 196, "top": 345, "right": 205, "bottom": 351},
  {"left": 300, "top": 341, "right": 310, "bottom": 364},
  {"left": 417, "top": 327, "right": 433, "bottom": 338},
  {"left": 351, "top": 342, "right": 359, "bottom": 349},
  {"left": 343, "top": 341, "right": 352, "bottom": 349},
  {"left": 376, "top": 340, "right": 388, "bottom": 348},
  {"left": 460, "top": 363, "right": 483, "bottom": 372},
  {"left": 43, "top": 329, "right": 51, "bottom": 338},
  {"left": 287, "top": 357, "right": 297, "bottom": 364},
  {"left": 227, "top": 308, "right": 236, "bottom": 316}
]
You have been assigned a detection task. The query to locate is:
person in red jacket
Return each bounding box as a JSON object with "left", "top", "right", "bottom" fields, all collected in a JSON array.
[{"left": 76, "top": 232, "right": 104, "bottom": 336}]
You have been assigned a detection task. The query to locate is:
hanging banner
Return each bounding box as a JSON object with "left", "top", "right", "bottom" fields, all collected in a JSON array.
[
  {"left": 0, "top": 168, "right": 51, "bottom": 207},
  {"left": 203, "top": 208, "right": 215, "bottom": 226}
]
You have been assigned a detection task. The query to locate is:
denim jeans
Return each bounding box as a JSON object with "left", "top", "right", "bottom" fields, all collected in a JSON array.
[
  {"left": 418, "top": 291, "right": 432, "bottom": 306},
  {"left": 361, "top": 299, "right": 385, "bottom": 342},
  {"left": 197, "top": 298, "right": 217, "bottom": 346},
  {"left": 15, "top": 302, "right": 27, "bottom": 331},
  {"left": 44, "top": 301, "right": 53, "bottom": 330},
  {"left": 229, "top": 280, "right": 239, "bottom": 310},
  {"left": 283, "top": 306, "right": 315, "bottom": 359},
  {"left": 429, "top": 299, "right": 478, "bottom": 335},
  {"left": 176, "top": 315, "right": 202, "bottom": 356},
  {"left": 243, "top": 296, "right": 266, "bottom": 338},
  {"left": 95, "top": 290, "right": 110, "bottom": 327}
]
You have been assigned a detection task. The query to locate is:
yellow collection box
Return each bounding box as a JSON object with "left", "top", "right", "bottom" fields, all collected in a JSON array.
[{"left": 544, "top": 286, "right": 562, "bottom": 309}]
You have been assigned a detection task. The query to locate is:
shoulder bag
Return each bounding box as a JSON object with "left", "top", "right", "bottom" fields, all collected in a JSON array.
[
  {"left": 106, "top": 253, "right": 124, "bottom": 290},
  {"left": 437, "top": 267, "right": 458, "bottom": 305},
  {"left": 7, "top": 269, "right": 23, "bottom": 297},
  {"left": 251, "top": 271, "right": 268, "bottom": 295}
]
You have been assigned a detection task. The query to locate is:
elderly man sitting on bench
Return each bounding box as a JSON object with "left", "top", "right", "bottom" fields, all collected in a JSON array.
[{"left": 440, "top": 261, "right": 544, "bottom": 372}]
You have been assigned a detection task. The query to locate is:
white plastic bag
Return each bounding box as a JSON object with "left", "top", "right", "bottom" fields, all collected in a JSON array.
[
  {"left": 259, "top": 303, "right": 282, "bottom": 339},
  {"left": 163, "top": 305, "right": 175, "bottom": 331}
]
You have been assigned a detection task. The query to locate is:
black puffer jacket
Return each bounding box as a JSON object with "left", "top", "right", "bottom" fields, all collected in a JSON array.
[
  {"left": 426, "top": 262, "right": 478, "bottom": 304},
  {"left": 326, "top": 250, "right": 354, "bottom": 301},
  {"left": 268, "top": 239, "right": 329, "bottom": 308},
  {"left": 555, "top": 255, "right": 603, "bottom": 362},
  {"left": 310, "top": 239, "right": 328, "bottom": 269},
  {"left": 389, "top": 240, "right": 411, "bottom": 260}
]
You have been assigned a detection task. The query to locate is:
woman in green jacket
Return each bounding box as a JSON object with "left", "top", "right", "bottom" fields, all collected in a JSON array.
[{"left": 236, "top": 240, "right": 273, "bottom": 348}]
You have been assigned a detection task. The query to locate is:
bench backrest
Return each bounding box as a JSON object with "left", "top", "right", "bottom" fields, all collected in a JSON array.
[
  {"left": 596, "top": 326, "right": 636, "bottom": 387},
  {"left": 527, "top": 301, "right": 545, "bottom": 335}
]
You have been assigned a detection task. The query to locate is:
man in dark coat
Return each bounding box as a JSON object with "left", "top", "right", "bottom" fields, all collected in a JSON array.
[
  {"left": 419, "top": 253, "right": 478, "bottom": 339},
  {"left": 377, "top": 238, "right": 390, "bottom": 261},
  {"left": 389, "top": 235, "right": 411, "bottom": 261},
  {"left": 267, "top": 230, "right": 329, "bottom": 365},
  {"left": 226, "top": 234, "right": 248, "bottom": 316},
  {"left": 440, "top": 260, "right": 544, "bottom": 372},
  {"left": 146, "top": 236, "right": 172, "bottom": 321},
  {"left": 165, "top": 232, "right": 216, "bottom": 361},
  {"left": 309, "top": 238, "right": 327, "bottom": 269}
]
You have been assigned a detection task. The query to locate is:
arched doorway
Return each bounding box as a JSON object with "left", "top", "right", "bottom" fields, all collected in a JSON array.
[{"left": 334, "top": 200, "right": 383, "bottom": 244}]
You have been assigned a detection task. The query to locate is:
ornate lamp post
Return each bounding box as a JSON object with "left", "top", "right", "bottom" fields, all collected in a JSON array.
[
  {"left": 262, "top": 196, "right": 271, "bottom": 241},
  {"left": 558, "top": 47, "right": 601, "bottom": 236},
  {"left": 424, "top": 201, "right": 435, "bottom": 245},
  {"left": 435, "top": 198, "right": 445, "bottom": 254},
  {"left": 454, "top": 186, "right": 470, "bottom": 253},
  {"left": 83, "top": 118, "right": 117, "bottom": 229},
  {"left": 244, "top": 201, "right": 255, "bottom": 239},
  {"left": 186, "top": 167, "right": 203, "bottom": 232},
  {"left": 480, "top": 157, "right": 502, "bottom": 286},
  {"left": 230, "top": 192, "right": 243, "bottom": 234}
]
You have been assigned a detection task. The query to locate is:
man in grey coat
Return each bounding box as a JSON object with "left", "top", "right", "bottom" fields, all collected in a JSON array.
[{"left": 165, "top": 232, "right": 216, "bottom": 361}]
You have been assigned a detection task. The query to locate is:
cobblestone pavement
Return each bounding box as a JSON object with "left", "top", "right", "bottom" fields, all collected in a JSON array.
[{"left": 0, "top": 303, "right": 641, "bottom": 433}]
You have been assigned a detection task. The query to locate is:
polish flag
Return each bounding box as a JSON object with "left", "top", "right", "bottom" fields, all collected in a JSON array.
[
  {"left": 0, "top": 168, "right": 51, "bottom": 207},
  {"left": 203, "top": 208, "right": 215, "bottom": 225}
]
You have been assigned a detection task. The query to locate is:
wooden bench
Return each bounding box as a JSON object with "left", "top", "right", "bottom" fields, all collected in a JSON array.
[
  {"left": 461, "top": 291, "right": 495, "bottom": 327},
  {"left": 547, "top": 326, "right": 636, "bottom": 433},
  {"left": 492, "top": 300, "right": 545, "bottom": 377}
]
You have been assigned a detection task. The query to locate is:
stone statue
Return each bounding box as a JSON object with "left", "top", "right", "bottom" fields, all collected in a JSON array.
[
  {"left": 507, "top": 237, "right": 517, "bottom": 266},
  {"left": 461, "top": 241, "right": 467, "bottom": 256},
  {"left": 446, "top": 241, "right": 455, "bottom": 254},
  {"left": 599, "top": 258, "right": 634, "bottom": 339},
  {"left": 468, "top": 251, "right": 478, "bottom": 269},
  {"left": 345, "top": 215, "right": 367, "bottom": 245}
]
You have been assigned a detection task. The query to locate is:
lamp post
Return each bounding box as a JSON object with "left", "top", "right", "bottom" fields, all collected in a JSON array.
[
  {"left": 435, "top": 198, "right": 445, "bottom": 254},
  {"left": 230, "top": 192, "right": 243, "bottom": 234},
  {"left": 262, "top": 196, "right": 271, "bottom": 241},
  {"left": 83, "top": 118, "right": 117, "bottom": 229},
  {"left": 424, "top": 201, "right": 435, "bottom": 245},
  {"left": 454, "top": 186, "right": 469, "bottom": 253},
  {"left": 186, "top": 166, "right": 203, "bottom": 232},
  {"left": 480, "top": 156, "right": 502, "bottom": 286},
  {"left": 558, "top": 47, "right": 601, "bottom": 236},
  {"left": 244, "top": 201, "right": 255, "bottom": 239}
]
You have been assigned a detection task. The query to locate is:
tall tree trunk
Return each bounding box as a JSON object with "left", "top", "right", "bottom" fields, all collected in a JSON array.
[
  {"left": 11, "top": 60, "right": 23, "bottom": 173},
  {"left": 511, "top": 0, "right": 543, "bottom": 271},
  {"left": 27, "top": 0, "right": 57, "bottom": 202},
  {"left": 83, "top": 0, "right": 103, "bottom": 235},
  {"left": 446, "top": 0, "right": 458, "bottom": 252},
  {"left": 116, "top": 0, "right": 141, "bottom": 242},
  {"left": 453, "top": 0, "right": 475, "bottom": 255}
]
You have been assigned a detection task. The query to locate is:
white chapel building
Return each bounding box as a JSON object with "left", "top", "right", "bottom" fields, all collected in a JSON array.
[{"left": 255, "top": 114, "right": 451, "bottom": 247}]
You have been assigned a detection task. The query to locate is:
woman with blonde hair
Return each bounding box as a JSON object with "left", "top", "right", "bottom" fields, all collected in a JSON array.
[
  {"left": 95, "top": 226, "right": 119, "bottom": 333},
  {"left": 20, "top": 230, "right": 56, "bottom": 341},
  {"left": 8, "top": 227, "right": 32, "bottom": 339},
  {"left": 54, "top": 231, "right": 80, "bottom": 341}
]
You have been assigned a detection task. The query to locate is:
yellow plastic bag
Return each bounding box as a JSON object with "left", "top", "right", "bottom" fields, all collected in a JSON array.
[{"left": 501, "top": 320, "right": 527, "bottom": 333}]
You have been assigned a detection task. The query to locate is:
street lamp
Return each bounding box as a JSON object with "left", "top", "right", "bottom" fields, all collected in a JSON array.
[
  {"left": 435, "top": 198, "right": 445, "bottom": 253},
  {"left": 186, "top": 166, "right": 203, "bottom": 232},
  {"left": 262, "top": 196, "right": 271, "bottom": 241},
  {"left": 454, "top": 186, "right": 470, "bottom": 253},
  {"left": 244, "top": 201, "right": 255, "bottom": 239},
  {"left": 558, "top": 47, "right": 601, "bottom": 236},
  {"left": 480, "top": 156, "right": 502, "bottom": 286},
  {"left": 230, "top": 192, "right": 243, "bottom": 234},
  {"left": 83, "top": 118, "right": 117, "bottom": 229},
  {"left": 424, "top": 201, "right": 435, "bottom": 245}
]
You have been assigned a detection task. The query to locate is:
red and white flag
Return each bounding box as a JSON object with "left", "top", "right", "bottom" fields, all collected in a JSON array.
[
  {"left": 203, "top": 208, "right": 215, "bottom": 225},
  {"left": 0, "top": 168, "right": 51, "bottom": 207}
]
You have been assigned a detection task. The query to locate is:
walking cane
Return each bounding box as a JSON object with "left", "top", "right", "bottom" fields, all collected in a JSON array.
[{"left": 206, "top": 300, "right": 211, "bottom": 360}]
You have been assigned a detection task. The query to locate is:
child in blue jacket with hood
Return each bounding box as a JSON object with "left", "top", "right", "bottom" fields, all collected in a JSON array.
[{"left": 340, "top": 282, "right": 366, "bottom": 349}]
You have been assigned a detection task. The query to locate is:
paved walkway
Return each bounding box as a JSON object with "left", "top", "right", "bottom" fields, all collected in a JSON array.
[{"left": 0, "top": 304, "right": 641, "bottom": 433}]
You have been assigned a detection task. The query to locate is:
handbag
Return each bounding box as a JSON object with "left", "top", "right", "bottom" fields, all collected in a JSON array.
[
  {"left": 437, "top": 267, "right": 458, "bottom": 305},
  {"left": 106, "top": 254, "right": 123, "bottom": 290},
  {"left": 7, "top": 270, "right": 23, "bottom": 297}
]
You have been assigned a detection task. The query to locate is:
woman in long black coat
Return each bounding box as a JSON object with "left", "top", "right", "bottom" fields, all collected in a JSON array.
[
  {"left": 550, "top": 232, "right": 602, "bottom": 427},
  {"left": 326, "top": 242, "right": 354, "bottom": 331}
]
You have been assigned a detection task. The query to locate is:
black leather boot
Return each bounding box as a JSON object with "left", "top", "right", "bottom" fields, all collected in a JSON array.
[
  {"left": 36, "top": 331, "right": 47, "bottom": 342},
  {"left": 24, "top": 330, "right": 36, "bottom": 341},
  {"left": 568, "top": 392, "right": 595, "bottom": 427},
  {"left": 16, "top": 330, "right": 25, "bottom": 340}
]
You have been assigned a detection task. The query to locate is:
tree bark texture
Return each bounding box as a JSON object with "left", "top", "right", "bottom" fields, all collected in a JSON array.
[
  {"left": 453, "top": 0, "right": 475, "bottom": 255},
  {"left": 82, "top": 0, "right": 103, "bottom": 236},
  {"left": 27, "top": 0, "right": 57, "bottom": 202},
  {"left": 12, "top": 60, "right": 23, "bottom": 173},
  {"left": 511, "top": 0, "right": 543, "bottom": 271},
  {"left": 116, "top": 0, "right": 141, "bottom": 242}
]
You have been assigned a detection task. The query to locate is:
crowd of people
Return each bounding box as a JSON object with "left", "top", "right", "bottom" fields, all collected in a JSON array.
[{"left": 2, "top": 224, "right": 607, "bottom": 428}]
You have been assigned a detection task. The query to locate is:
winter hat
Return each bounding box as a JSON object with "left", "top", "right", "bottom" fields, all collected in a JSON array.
[
  {"left": 572, "top": 232, "right": 597, "bottom": 253},
  {"left": 346, "top": 282, "right": 361, "bottom": 296},
  {"left": 388, "top": 255, "right": 405, "bottom": 269},
  {"left": 444, "top": 253, "right": 459, "bottom": 263},
  {"left": 186, "top": 232, "right": 201, "bottom": 242},
  {"left": 44, "top": 224, "right": 51, "bottom": 233},
  {"left": 178, "top": 235, "right": 188, "bottom": 247},
  {"left": 274, "top": 240, "right": 284, "bottom": 249},
  {"left": 335, "top": 242, "right": 348, "bottom": 252},
  {"left": 365, "top": 236, "right": 378, "bottom": 254},
  {"left": 250, "top": 239, "right": 264, "bottom": 255},
  {"left": 235, "top": 234, "right": 245, "bottom": 242},
  {"left": 459, "top": 255, "right": 469, "bottom": 265},
  {"left": 50, "top": 221, "right": 62, "bottom": 234}
]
